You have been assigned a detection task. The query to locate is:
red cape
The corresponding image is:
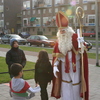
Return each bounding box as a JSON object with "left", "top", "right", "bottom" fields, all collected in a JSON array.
[{"left": 51, "top": 34, "right": 89, "bottom": 100}]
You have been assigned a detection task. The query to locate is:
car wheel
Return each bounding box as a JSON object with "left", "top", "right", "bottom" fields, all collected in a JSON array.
[
  {"left": 37, "top": 45, "right": 39, "bottom": 47},
  {"left": 41, "top": 43, "right": 45, "bottom": 47},
  {"left": 28, "top": 43, "right": 31, "bottom": 46},
  {"left": 2, "top": 41, "right": 5, "bottom": 44},
  {"left": 90, "top": 35, "right": 93, "bottom": 37},
  {"left": 0, "top": 40, "right": 3, "bottom": 44},
  {"left": 23, "top": 43, "right": 26, "bottom": 45}
]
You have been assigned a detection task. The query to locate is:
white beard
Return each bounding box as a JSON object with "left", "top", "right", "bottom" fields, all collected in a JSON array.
[{"left": 57, "top": 26, "right": 75, "bottom": 55}]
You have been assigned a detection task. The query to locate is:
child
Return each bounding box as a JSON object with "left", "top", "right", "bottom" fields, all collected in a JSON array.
[
  {"left": 34, "top": 50, "right": 53, "bottom": 100},
  {"left": 9, "top": 63, "right": 40, "bottom": 100},
  {"left": 6, "top": 38, "right": 26, "bottom": 78}
]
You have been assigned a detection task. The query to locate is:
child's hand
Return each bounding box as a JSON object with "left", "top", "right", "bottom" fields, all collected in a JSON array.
[
  {"left": 48, "top": 82, "right": 51, "bottom": 85},
  {"left": 35, "top": 83, "right": 39, "bottom": 87}
]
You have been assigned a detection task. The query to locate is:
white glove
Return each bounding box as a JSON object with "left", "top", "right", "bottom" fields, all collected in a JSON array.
[
  {"left": 53, "top": 66, "right": 59, "bottom": 78},
  {"left": 77, "top": 37, "right": 84, "bottom": 43}
]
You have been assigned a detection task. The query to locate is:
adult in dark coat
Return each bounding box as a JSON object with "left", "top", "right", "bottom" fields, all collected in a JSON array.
[{"left": 6, "top": 38, "right": 26, "bottom": 78}]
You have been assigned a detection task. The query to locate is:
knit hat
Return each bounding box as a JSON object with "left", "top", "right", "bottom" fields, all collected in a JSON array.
[{"left": 10, "top": 38, "right": 18, "bottom": 46}]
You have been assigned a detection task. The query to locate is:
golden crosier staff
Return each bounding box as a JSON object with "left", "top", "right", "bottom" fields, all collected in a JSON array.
[{"left": 76, "top": 6, "right": 86, "bottom": 100}]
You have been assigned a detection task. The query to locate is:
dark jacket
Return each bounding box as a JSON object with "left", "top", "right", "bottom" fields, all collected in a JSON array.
[
  {"left": 34, "top": 61, "right": 53, "bottom": 84},
  {"left": 6, "top": 48, "right": 26, "bottom": 74}
]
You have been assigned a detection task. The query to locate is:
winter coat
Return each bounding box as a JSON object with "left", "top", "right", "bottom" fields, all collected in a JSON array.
[
  {"left": 6, "top": 48, "right": 26, "bottom": 74},
  {"left": 34, "top": 61, "right": 53, "bottom": 84}
]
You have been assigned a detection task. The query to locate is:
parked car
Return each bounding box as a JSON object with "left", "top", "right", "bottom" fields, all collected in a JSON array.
[
  {"left": 82, "top": 31, "right": 95, "bottom": 37},
  {"left": 85, "top": 40, "right": 92, "bottom": 51},
  {"left": 0, "top": 32, "right": 5, "bottom": 37},
  {"left": 0, "top": 37, "right": 1, "bottom": 44},
  {"left": 1, "top": 34, "right": 27, "bottom": 45},
  {"left": 27, "top": 35, "right": 55, "bottom": 47},
  {"left": 19, "top": 32, "right": 30, "bottom": 38}
]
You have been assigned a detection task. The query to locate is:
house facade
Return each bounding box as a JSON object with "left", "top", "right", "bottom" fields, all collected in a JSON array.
[
  {"left": 0, "top": 0, "right": 22, "bottom": 34},
  {"left": 21, "top": 0, "right": 100, "bottom": 35},
  {"left": 0, "top": 0, "right": 99, "bottom": 35}
]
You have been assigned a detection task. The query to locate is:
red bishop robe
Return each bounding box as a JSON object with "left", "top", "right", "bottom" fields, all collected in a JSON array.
[{"left": 51, "top": 33, "right": 89, "bottom": 100}]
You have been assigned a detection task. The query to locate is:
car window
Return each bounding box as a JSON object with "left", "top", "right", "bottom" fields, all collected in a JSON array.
[
  {"left": 11, "top": 35, "right": 21, "bottom": 38},
  {"left": 21, "top": 32, "right": 29, "bottom": 35},
  {"left": 30, "top": 36, "right": 35, "bottom": 39},
  {"left": 35, "top": 36, "right": 40, "bottom": 40},
  {"left": 40, "top": 36, "right": 48, "bottom": 40},
  {"left": 25, "top": 33, "right": 29, "bottom": 35},
  {"left": 4, "top": 35, "right": 9, "bottom": 38},
  {"left": 22, "top": 33, "right": 25, "bottom": 35}
]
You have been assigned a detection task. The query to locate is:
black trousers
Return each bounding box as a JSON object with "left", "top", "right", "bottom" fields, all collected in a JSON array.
[{"left": 39, "top": 82, "right": 48, "bottom": 100}]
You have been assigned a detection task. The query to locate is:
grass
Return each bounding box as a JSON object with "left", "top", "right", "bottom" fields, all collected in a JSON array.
[
  {"left": 0, "top": 44, "right": 99, "bottom": 59},
  {"left": 88, "top": 53, "right": 100, "bottom": 59},
  {"left": 0, "top": 57, "right": 35, "bottom": 84},
  {"left": 0, "top": 44, "right": 99, "bottom": 83},
  {"left": 84, "top": 37, "right": 100, "bottom": 41},
  {"left": 0, "top": 44, "right": 53, "bottom": 54}
]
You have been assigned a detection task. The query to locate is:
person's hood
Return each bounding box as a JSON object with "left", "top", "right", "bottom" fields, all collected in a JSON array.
[
  {"left": 10, "top": 38, "right": 18, "bottom": 47},
  {"left": 11, "top": 77, "right": 25, "bottom": 92}
]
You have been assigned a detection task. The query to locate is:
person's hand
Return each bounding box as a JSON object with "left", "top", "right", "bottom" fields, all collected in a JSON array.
[
  {"left": 35, "top": 83, "right": 39, "bottom": 87},
  {"left": 77, "top": 37, "right": 84, "bottom": 43},
  {"left": 53, "top": 66, "right": 59, "bottom": 78},
  {"left": 48, "top": 82, "right": 51, "bottom": 85}
]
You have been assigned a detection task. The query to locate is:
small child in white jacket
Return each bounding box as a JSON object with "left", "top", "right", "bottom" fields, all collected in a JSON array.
[{"left": 9, "top": 63, "right": 40, "bottom": 100}]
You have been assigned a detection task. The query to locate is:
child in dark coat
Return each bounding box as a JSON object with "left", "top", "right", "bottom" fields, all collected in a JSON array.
[{"left": 34, "top": 50, "right": 53, "bottom": 100}]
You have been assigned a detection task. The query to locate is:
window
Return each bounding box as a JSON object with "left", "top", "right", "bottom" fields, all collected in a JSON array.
[
  {"left": 43, "top": 28, "right": 45, "bottom": 32},
  {"left": 43, "top": 9, "right": 46, "bottom": 14},
  {"left": 32, "top": 0, "right": 37, "bottom": 8},
  {"left": 44, "top": 0, "right": 52, "bottom": 7},
  {"left": 61, "top": 7, "right": 65, "bottom": 11},
  {"left": 88, "top": 15, "right": 95, "bottom": 23},
  {"left": 43, "top": 17, "right": 52, "bottom": 26},
  {"left": 33, "top": 10, "right": 35, "bottom": 14},
  {"left": 83, "top": 5, "right": 87, "bottom": 10},
  {"left": 26, "top": 1, "right": 30, "bottom": 9},
  {"left": 38, "top": 10, "right": 41, "bottom": 14},
  {"left": 28, "top": 28, "right": 30, "bottom": 31},
  {"left": 83, "top": 0, "right": 88, "bottom": 3},
  {"left": 55, "top": 8, "right": 58, "bottom": 13},
  {"left": 23, "top": 2, "right": 26, "bottom": 9},
  {"left": 35, "top": 17, "right": 41, "bottom": 26},
  {"left": 23, "top": 11, "right": 25, "bottom": 15},
  {"left": 55, "top": 0, "right": 64, "bottom": 5},
  {"left": 91, "top": 4, "right": 95, "bottom": 10},
  {"left": 49, "top": 28, "right": 51, "bottom": 31},
  {"left": 33, "top": 28, "right": 35, "bottom": 31},
  {"left": 43, "top": 17, "right": 49, "bottom": 25},
  {"left": 2, "top": 0, "right": 4, "bottom": 3},
  {"left": 0, "top": 5, "right": 3, "bottom": 12},
  {"left": 23, "top": 18, "right": 28, "bottom": 26},
  {"left": 38, "top": 28, "right": 40, "bottom": 31},
  {"left": 23, "top": 1, "right": 30, "bottom": 9},
  {"left": 2, "top": 13, "right": 4, "bottom": 17},
  {"left": 0, "top": 20, "right": 4, "bottom": 27},
  {"left": 27, "top": 11, "right": 30, "bottom": 15},
  {"left": 49, "top": 9, "right": 52, "bottom": 13},
  {"left": 76, "top": 0, "right": 79, "bottom": 3},
  {"left": 84, "top": 16, "right": 88, "bottom": 23}
]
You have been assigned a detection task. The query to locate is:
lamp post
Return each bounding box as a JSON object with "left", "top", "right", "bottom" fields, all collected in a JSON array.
[{"left": 95, "top": 0, "right": 99, "bottom": 66}]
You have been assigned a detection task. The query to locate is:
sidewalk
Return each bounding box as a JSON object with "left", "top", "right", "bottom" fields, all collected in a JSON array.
[{"left": 0, "top": 48, "right": 100, "bottom": 100}]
